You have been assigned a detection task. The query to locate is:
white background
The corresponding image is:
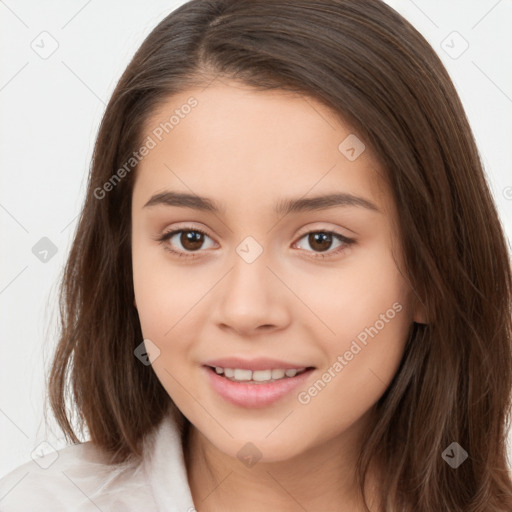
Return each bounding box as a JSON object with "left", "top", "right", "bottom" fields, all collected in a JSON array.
[{"left": 1, "top": 0, "right": 511, "bottom": 478}]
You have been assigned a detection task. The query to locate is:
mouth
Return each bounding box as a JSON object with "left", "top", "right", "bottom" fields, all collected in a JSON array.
[
  {"left": 206, "top": 365, "right": 313, "bottom": 384},
  {"left": 203, "top": 364, "right": 316, "bottom": 408}
]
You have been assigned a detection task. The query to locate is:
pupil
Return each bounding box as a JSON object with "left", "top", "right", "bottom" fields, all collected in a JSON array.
[
  {"left": 182, "top": 231, "right": 204, "bottom": 250},
  {"left": 310, "top": 232, "right": 331, "bottom": 252}
]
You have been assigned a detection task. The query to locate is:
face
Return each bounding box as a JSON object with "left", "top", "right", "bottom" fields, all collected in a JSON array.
[{"left": 131, "top": 79, "right": 424, "bottom": 463}]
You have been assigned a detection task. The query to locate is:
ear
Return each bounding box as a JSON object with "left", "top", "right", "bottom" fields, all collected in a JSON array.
[{"left": 412, "top": 293, "right": 428, "bottom": 325}]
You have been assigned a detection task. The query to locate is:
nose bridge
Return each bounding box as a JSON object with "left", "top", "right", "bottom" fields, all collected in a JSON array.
[
  {"left": 227, "top": 233, "right": 273, "bottom": 301},
  {"left": 214, "top": 233, "right": 289, "bottom": 333}
]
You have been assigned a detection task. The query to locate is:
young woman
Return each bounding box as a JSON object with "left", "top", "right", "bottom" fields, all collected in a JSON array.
[{"left": 1, "top": 0, "right": 511, "bottom": 510}]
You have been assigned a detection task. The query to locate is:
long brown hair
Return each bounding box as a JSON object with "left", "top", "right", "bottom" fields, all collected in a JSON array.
[{"left": 47, "top": 0, "right": 512, "bottom": 509}]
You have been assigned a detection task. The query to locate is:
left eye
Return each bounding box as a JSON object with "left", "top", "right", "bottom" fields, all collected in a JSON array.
[
  {"left": 157, "top": 228, "right": 355, "bottom": 259},
  {"left": 294, "top": 231, "right": 354, "bottom": 258}
]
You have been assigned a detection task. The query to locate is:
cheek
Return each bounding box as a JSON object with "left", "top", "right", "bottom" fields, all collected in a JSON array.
[
  {"left": 294, "top": 299, "right": 411, "bottom": 442},
  {"left": 132, "top": 237, "right": 199, "bottom": 338},
  {"left": 298, "top": 310, "right": 409, "bottom": 441},
  {"left": 131, "top": 239, "right": 212, "bottom": 406},
  {"left": 299, "top": 243, "right": 412, "bottom": 406},
  {"left": 132, "top": 244, "right": 196, "bottom": 408},
  {"left": 292, "top": 239, "right": 412, "bottom": 346}
]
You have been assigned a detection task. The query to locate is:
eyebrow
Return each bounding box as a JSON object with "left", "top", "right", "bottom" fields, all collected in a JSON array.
[{"left": 143, "top": 190, "right": 380, "bottom": 215}]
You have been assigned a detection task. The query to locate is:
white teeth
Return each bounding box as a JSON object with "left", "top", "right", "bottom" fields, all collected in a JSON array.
[
  {"left": 253, "top": 369, "right": 272, "bottom": 381},
  {"left": 212, "top": 366, "right": 307, "bottom": 382},
  {"left": 271, "top": 369, "right": 285, "bottom": 379},
  {"left": 233, "top": 369, "right": 252, "bottom": 381}
]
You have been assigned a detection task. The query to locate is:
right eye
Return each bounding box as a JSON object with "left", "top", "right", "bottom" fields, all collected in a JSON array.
[{"left": 157, "top": 227, "right": 216, "bottom": 258}]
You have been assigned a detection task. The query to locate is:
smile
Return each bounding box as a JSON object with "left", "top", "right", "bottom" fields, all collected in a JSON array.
[
  {"left": 204, "top": 365, "right": 315, "bottom": 408},
  {"left": 210, "top": 366, "right": 308, "bottom": 383}
]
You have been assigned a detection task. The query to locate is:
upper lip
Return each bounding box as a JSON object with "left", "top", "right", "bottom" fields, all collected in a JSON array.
[{"left": 203, "top": 357, "right": 313, "bottom": 371}]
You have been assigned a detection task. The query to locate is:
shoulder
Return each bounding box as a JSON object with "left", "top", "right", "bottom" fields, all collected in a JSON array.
[{"left": 0, "top": 441, "right": 156, "bottom": 511}]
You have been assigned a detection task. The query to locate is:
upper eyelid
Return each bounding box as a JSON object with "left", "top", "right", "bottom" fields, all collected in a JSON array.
[{"left": 160, "top": 222, "right": 354, "bottom": 239}]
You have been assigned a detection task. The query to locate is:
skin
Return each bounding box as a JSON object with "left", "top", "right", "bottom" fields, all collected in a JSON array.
[{"left": 131, "top": 79, "right": 426, "bottom": 512}]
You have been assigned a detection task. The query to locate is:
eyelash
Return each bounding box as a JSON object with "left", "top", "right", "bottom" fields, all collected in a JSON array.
[{"left": 156, "top": 226, "right": 355, "bottom": 260}]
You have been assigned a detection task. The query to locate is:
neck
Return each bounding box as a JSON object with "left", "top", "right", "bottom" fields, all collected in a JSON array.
[{"left": 183, "top": 411, "right": 383, "bottom": 512}]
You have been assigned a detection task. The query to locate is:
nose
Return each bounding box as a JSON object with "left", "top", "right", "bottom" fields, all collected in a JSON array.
[{"left": 213, "top": 248, "right": 291, "bottom": 337}]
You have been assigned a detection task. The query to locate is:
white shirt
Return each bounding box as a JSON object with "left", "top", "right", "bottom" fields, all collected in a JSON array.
[{"left": 0, "top": 412, "right": 196, "bottom": 511}]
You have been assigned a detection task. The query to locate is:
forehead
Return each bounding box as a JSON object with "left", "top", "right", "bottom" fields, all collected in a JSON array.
[{"left": 133, "top": 81, "right": 393, "bottom": 216}]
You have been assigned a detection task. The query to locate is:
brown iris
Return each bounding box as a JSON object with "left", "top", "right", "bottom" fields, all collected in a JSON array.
[{"left": 307, "top": 232, "right": 333, "bottom": 252}]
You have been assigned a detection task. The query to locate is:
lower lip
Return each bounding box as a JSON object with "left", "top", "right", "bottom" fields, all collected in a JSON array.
[{"left": 203, "top": 366, "right": 314, "bottom": 408}]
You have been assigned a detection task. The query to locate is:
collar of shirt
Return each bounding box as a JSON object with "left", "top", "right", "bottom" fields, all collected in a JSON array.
[
  {"left": 143, "top": 411, "right": 196, "bottom": 511},
  {"left": 0, "top": 411, "right": 196, "bottom": 511}
]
